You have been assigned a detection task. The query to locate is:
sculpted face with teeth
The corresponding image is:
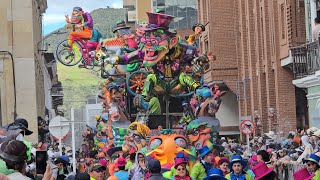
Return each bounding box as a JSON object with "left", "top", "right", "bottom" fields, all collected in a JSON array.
[
  {"left": 122, "top": 122, "right": 150, "bottom": 154},
  {"left": 71, "top": 9, "right": 83, "bottom": 24},
  {"left": 187, "top": 121, "right": 213, "bottom": 150},
  {"left": 146, "top": 129, "right": 196, "bottom": 170},
  {"left": 140, "top": 29, "right": 179, "bottom": 67}
]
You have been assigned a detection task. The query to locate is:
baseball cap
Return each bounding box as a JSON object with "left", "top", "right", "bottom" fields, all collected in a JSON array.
[{"left": 91, "top": 163, "right": 106, "bottom": 172}]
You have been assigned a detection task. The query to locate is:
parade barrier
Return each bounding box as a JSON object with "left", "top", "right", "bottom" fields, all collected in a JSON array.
[{"left": 276, "top": 163, "right": 307, "bottom": 180}]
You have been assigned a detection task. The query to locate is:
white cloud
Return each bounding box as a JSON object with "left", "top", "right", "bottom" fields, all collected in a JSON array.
[{"left": 44, "top": 0, "right": 123, "bottom": 26}]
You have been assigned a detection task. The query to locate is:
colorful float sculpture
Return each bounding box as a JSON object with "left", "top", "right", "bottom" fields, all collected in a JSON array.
[
  {"left": 58, "top": 9, "right": 228, "bottom": 176},
  {"left": 145, "top": 129, "right": 196, "bottom": 170},
  {"left": 122, "top": 122, "right": 150, "bottom": 154}
]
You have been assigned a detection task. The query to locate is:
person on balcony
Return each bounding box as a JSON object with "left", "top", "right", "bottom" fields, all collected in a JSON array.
[{"left": 312, "top": 17, "right": 320, "bottom": 41}]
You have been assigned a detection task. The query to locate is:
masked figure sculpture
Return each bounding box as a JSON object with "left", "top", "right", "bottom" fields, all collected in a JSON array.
[
  {"left": 122, "top": 122, "right": 151, "bottom": 154},
  {"left": 96, "top": 20, "right": 139, "bottom": 76},
  {"left": 145, "top": 129, "right": 196, "bottom": 170},
  {"left": 185, "top": 23, "right": 205, "bottom": 46},
  {"left": 105, "top": 12, "right": 210, "bottom": 101},
  {"left": 186, "top": 120, "right": 213, "bottom": 150}
]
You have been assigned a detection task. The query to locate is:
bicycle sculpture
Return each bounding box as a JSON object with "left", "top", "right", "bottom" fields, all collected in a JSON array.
[{"left": 56, "top": 6, "right": 102, "bottom": 69}]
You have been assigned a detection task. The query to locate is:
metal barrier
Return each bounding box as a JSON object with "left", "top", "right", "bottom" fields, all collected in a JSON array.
[{"left": 276, "top": 163, "right": 307, "bottom": 180}]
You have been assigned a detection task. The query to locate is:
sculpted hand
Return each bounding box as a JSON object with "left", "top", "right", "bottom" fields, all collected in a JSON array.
[
  {"left": 65, "top": 15, "right": 70, "bottom": 23},
  {"left": 105, "top": 56, "right": 118, "bottom": 65}
]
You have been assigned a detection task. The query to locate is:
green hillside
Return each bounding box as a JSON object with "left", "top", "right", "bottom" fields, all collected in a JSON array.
[{"left": 44, "top": 8, "right": 128, "bottom": 118}]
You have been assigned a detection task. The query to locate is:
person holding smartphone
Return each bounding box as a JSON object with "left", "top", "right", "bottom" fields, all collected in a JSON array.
[{"left": 0, "top": 140, "right": 52, "bottom": 180}]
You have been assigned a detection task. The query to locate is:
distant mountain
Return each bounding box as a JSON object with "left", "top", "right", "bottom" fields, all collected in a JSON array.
[{"left": 44, "top": 8, "right": 128, "bottom": 119}]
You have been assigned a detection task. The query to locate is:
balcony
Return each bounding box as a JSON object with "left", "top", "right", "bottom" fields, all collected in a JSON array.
[{"left": 292, "top": 40, "right": 320, "bottom": 79}]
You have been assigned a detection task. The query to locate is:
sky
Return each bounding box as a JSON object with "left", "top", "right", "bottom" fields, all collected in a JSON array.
[{"left": 43, "top": 0, "right": 123, "bottom": 35}]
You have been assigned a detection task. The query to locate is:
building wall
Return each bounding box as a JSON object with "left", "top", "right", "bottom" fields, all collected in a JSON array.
[
  {"left": 0, "top": 0, "right": 47, "bottom": 142},
  {"left": 199, "top": 0, "right": 302, "bottom": 134}
]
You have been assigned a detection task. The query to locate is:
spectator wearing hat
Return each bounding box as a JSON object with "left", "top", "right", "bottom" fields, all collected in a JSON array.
[
  {"left": 293, "top": 167, "right": 315, "bottom": 180},
  {"left": 251, "top": 161, "right": 277, "bottom": 180},
  {"left": 114, "top": 157, "right": 128, "bottom": 180},
  {"left": 247, "top": 155, "right": 258, "bottom": 178},
  {"left": 191, "top": 146, "right": 213, "bottom": 180},
  {"left": 147, "top": 159, "right": 168, "bottom": 180},
  {"left": 203, "top": 168, "right": 227, "bottom": 180},
  {"left": 225, "top": 155, "right": 253, "bottom": 180},
  {"left": 186, "top": 23, "right": 205, "bottom": 46},
  {"left": 297, "top": 135, "right": 314, "bottom": 163},
  {"left": 173, "top": 152, "right": 192, "bottom": 180},
  {"left": 89, "top": 164, "right": 106, "bottom": 180},
  {"left": 53, "top": 156, "right": 70, "bottom": 180},
  {"left": 3, "top": 118, "right": 33, "bottom": 142},
  {"left": 218, "top": 157, "right": 229, "bottom": 176},
  {"left": 304, "top": 154, "right": 320, "bottom": 178}
]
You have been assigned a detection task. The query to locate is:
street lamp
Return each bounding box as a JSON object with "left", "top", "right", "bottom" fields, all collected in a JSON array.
[{"left": 38, "top": 30, "right": 67, "bottom": 52}]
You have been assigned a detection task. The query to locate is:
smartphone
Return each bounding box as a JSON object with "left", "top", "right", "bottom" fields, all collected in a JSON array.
[{"left": 36, "top": 151, "right": 48, "bottom": 174}]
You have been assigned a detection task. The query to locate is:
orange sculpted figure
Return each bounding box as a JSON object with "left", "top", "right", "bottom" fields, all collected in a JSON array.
[{"left": 145, "top": 129, "right": 196, "bottom": 170}]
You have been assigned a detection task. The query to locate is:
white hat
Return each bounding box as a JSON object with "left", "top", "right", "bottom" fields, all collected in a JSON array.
[
  {"left": 265, "top": 131, "right": 276, "bottom": 139},
  {"left": 313, "top": 129, "right": 320, "bottom": 138},
  {"left": 221, "top": 137, "right": 226, "bottom": 141},
  {"left": 307, "top": 127, "right": 318, "bottom": 136}
]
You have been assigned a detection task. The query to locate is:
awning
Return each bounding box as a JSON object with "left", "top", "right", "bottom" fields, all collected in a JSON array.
[{"left": 219, "top": 130, "right": 240, "bottom": 135}]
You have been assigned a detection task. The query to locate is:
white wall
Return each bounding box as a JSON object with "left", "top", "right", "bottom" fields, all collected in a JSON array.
[
  {"left": 216, "top": 90, "right": 239, "bottom": 127},
  {"left": 85, "top": 104, "right": 103, "bottom": 127}
]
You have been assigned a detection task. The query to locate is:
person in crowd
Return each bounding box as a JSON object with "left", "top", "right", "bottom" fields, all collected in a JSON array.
[
  {"left": 304, "top": 154, "right": 320, "bottom": 178},
  {"left": 126, "top": 152, "right": 136, "bottom": 170},
  {"left": 53, "top": 155, "right": 71, "bottom": 180},
  {"left": 293, "top": 167, "right": 316, "bottom": 180},
  {"left": 114, "top": 157, "right": 128, "bottom": 180},
  {"left": 257, "top": 150, "right": 272, "bottom": 167},
  {"left": 4, "top": 118, "right": 33, "bottom": 141},
  {"left": 88, "top": 163, "right": 106, "bottom": 180},
  {"left": 297, "top": 135, "right": 314, "bottom": 163},
  {"left": 75, "top": 172, "right": 90, "bottom": 180},
  {"left": 203, "top": 168, "right": 226, "bottom": 180},
  {"left": 128, "top": 152, "right": 148, "bottom": 179},
  {"left": 0, "top": 140, "right": 52, "bottom": 180},
  {"left": 313, "top": 17, "right": 320, "bottom": 41},
  {"left": 173, "top": 153, "right": 192, "bottom": 180},
  {"left": 225, "top": 155, "right": 253, "bottom": 180},
  {"left": 252, "top": 162, "right": 277, "bottom": 180},
  {"left": 247, "top": 155, "right": 258, "bottom": 178},
  {"left": 191, "top": 146, "right": 213, "bottom": 180},
  {"left": 218, "top": 157, "right": 229, "bottom": 176},
  {"left": 147, "top": 159, "right": 169, "bottom": 180}
]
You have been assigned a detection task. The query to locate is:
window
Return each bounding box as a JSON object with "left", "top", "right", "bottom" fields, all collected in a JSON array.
[
  {"left": 280, "top": 4, "right": 286, "bottom": 40},
  {"left": 203, "top": 0, "right": 207, "bottom": 23},
  {"left": 157, "top": 0, "right": 165, "bottom": 6}
]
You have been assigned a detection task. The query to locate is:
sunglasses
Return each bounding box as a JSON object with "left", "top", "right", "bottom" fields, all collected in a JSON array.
[
  {"left": 93, "top": 169, "right": 104, "bottom": 173},
  {"left": 177, "top": 168, "right": 186, "bottom": 171}
]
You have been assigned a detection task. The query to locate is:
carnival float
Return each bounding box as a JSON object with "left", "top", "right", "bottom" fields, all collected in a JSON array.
[{"left": 55, "top": 7, "right": 225, "bottom": 177}]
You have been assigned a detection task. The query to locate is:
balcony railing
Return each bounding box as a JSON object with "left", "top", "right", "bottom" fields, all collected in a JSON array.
[{"left": 292, "top": 40, "right": 320, "bottom": 79}]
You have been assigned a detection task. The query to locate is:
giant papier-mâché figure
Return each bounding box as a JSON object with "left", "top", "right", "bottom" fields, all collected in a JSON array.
[
  {"left": 145, "top": 129, "right": 196, "bottom": 170},
  {"left": 105, "top": 12, "right": 210, "bottom": 100},
  {"left": 122, "top": 122, "right": 150, "bottom": 154}
]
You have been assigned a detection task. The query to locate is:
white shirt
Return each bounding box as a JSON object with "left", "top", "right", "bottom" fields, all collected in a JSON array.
[{"left": 7, "top": 172, "right": 31, "bottom": 180}]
